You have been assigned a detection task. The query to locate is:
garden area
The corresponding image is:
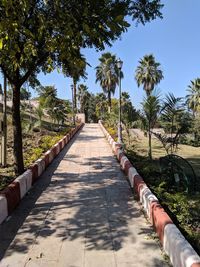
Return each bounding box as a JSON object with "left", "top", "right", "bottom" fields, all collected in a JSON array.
[
  {"left": 98, "top": 52, "right": 200, "bottom": 255},
  {"left": 104, "top": 120, "right": 200, "bottom": 255},
  {"left": 0, "top": 85, "right": 76, "bottom": 191}
]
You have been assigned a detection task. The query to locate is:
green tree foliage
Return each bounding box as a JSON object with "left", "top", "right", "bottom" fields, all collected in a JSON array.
[
  {"left": 64, "top": 100, "right": 72, "bottom": 114},
  {"left": 20, "top": 87, "right": 31, "bottom": 100},
  {"left": 85, "top": 93, "right": 98, "bottom": 123},
  {"left": 186, "top": 78, "right": 200, "bottom": 116},
  {"left": 95, "top": 93, "right": 107, "bottom": 120},
  {"left": 38, "top": 86, "right": 57, "bottom": 110},
  {"left": 158, "top": 93, "right": 184, "bottom": 153},
  {"left": 121, "top": 92, "right": 138, "bottom": 124},
  {"left": 0, "top": 0, "right": 163, "bottom": 174},
  {"left": 161, "top": 93, "right": 183, "bottom": 135},
  {"left": 120, "top": 92, "right": 138, "bottom": 144},
  {"left": 142, "top": 94, "right": 160, "bottom": 159},
  {"left": 193, "top": 114, "right": 200, "bottom": 143},
  {"left": 103, "top": 98, "right": 119, "bottom": 129},
  {"left": 38, "top": 85, "right": 67, "bottom": 125},
  {"left": 77, "top": 84, "right": 90, "bottom": 113},
  {"left": 35, "top": 104, "right": 44, "bottom": 131},
  {"left": 63, "top": 56, "right": 88, "bottom": 111},
  {"left": 77, "top": 86, "right": 98, "bottom": 122},
  {"left": 135, "top": 54, "right": 163, "bottom": 96},
  {"left": 96, "top": 52, "right": 123, "bottom": 113},
  {"left": 51, "top": 100, "right": 68, "bottom": 126}
]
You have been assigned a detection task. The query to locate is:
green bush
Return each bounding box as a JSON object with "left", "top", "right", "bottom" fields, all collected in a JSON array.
[
  {"left": 40, "top": 135, "right": 62, "bottom": 151},
  {"left": 24, "top": 147, "right": 44, "bottom": 167},
  {"left": 126, "top": 147, "right": 200, "bottom": 254},
  {"left": 24, "top": 133, "right": 67, "bottom": 167},
  {"left": 179, "top": 135, "right": 200, "bottom": 147}
]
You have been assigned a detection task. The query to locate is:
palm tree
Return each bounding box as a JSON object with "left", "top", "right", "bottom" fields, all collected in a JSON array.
[
  {"left": 96, "top": 52, "right": 122, "bottom": 113},
  {"left": 53, "top": 100, "right": 67, "bottom": 125},
  {"left": 135, "top": 54, "right": 163, "bottom": 96},
  {"left": 186, "top": 78, "right": 200, "bottom": 116},
  {"left": 38, "top": 86, "right": 57, "bottom": 109},
  {"left": 142, "top": 94, "right": 160, "bottom": 159},
  {"left": 35, "top": 104, "right": 44, "bottom": 131},
  {"left": 121, "top": 92, "right": 136, "bottom": 124},
  {"left": 77, "top": 84, "right": 89, "bottom": 113},
  {"left": 62, "top": 55, "right": 87, "bottom": 111},
  {"left": 37, "top": 85, "right": 66, "bottom": 125},
  {"left": 95, "top": 93, "right": 107, "bottom": 119},
  {"left": 161, "top": 93, "right": 183, "bottom": 153}
]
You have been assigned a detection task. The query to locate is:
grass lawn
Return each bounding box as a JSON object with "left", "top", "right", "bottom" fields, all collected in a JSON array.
[{"left": 129, "top": 134, "right": 200, "bottom": 179}]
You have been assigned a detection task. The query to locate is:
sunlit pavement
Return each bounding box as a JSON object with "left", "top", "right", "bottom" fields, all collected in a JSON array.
[{"left": 0, "top": 124, "right": 169, "bottom": 267}]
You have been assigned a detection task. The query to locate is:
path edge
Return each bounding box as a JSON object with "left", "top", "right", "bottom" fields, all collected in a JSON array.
[
  {"left": 0, "top": 123, "right": 84, "bottom": 224},
  {"left": 98, "top": 120, "right": 200, "bottom": 267}
]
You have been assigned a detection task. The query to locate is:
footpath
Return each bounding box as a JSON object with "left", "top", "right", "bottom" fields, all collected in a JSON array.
[{"left": 0, "top": 124, "right": 168, "bottom": 267}]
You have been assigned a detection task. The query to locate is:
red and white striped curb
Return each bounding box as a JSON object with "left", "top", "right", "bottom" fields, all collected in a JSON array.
[
  {"left": 98, "top": 120, "right": 200, "bottom": 267},
  {"left": 0, "top": 123, "right": 84, "bottom": 224},
  {"left": 15, "top": 169, "right": 32, "bottom": 199},
  {"left": 164, "top": 224, "right": 200, "bottom": 267},
  {"left": 128, "top": 167, "right": 138, "bottom": 187}
]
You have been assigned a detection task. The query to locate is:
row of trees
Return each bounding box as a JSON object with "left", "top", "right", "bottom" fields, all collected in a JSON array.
[
  {"left": 0, "top": 0, "right": 163, "bottom": 175},
  {"left": 134, "top": 54, "right": 200, "bottom": 158},
  {"left": 75, "top": 83, "right": 137, "bottom": 126},
  {"left": 94, "top": 51, "right": 200, "bottom": 160}
]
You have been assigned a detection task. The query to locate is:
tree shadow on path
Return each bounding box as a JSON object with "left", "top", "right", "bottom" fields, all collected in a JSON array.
[{"left": 0, "top": 125, "right": 168, "bottom": 266}]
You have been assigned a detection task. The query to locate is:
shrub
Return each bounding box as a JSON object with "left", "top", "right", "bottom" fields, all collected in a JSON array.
[
  {"left": 24, "top": 133, "right": 66, "bottom": 167},
  {"left": 24, "top": 147, "right": 44, "bottom": 167}
]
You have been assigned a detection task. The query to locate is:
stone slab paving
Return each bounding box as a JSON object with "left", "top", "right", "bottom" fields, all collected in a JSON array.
[{"left": 0, "top": 124, "right": 170, "bottom": 267}]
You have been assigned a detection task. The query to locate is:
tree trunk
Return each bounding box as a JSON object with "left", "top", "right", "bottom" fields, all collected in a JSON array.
[
  {"left": 171, "top": 118, "right": 174, "bottom": 154},
  {"left": 73, "top": 79, "right": 77, "bottom": 112},
  {"left": 148, "top": 123, "right": 152, "bottom": 160},
  {"left": 12, "top": 84, "right": 24, "bottom": 175},
  {"left": 108, "top": 91, "right": 111, "bottom": 113},
  {"left": 1, "top": 74, "right": 7, "bottom": 166}
]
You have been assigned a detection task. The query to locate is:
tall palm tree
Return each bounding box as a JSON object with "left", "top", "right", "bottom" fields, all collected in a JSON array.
[
  {"left": 96, "top": 52, "right": 122, "bottom": 113},
  {"left": 62, "top": 55, "right": 87, "bottom": 111},
  {"left": 142, "top": 94, "right": 160, "bottom": 159},
  {"left": 186, "top": 78, "right": 200, "bottom": 116},
  {"left": 161, "top": 93, "right": 183, "bottom": 153},
  {"left": 77, "top": 84, "right": 89, "bottom": 113},
  {"left": 135, "top": 54, "right": 163, "bottom": 96}
]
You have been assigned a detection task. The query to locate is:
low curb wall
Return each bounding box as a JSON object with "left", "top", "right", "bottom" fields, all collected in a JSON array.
[
  {"left": 99, "top": 120, "right": 200, "bottom": 267},
  {"left": 0, "top": 123, "right": 84, "bottom": 224}
]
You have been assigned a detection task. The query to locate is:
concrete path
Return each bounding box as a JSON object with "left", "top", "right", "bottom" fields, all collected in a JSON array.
[{"left": 0, "top": 124, "right": 169, "bottom": 267}]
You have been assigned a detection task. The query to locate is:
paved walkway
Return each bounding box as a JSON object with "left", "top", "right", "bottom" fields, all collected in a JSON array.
[{"left": 0, "top": 124, "right": 169, "bottom": 267}]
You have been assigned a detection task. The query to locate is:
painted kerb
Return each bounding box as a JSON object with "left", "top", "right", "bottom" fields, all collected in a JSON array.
[{"left": 0, "top": 123, "right": 84, "bottom": 224}]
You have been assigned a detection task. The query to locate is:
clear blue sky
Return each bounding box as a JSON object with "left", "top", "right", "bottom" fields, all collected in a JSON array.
[{"left": 1, "top": 0, "right": 200, "bottom": 109}]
